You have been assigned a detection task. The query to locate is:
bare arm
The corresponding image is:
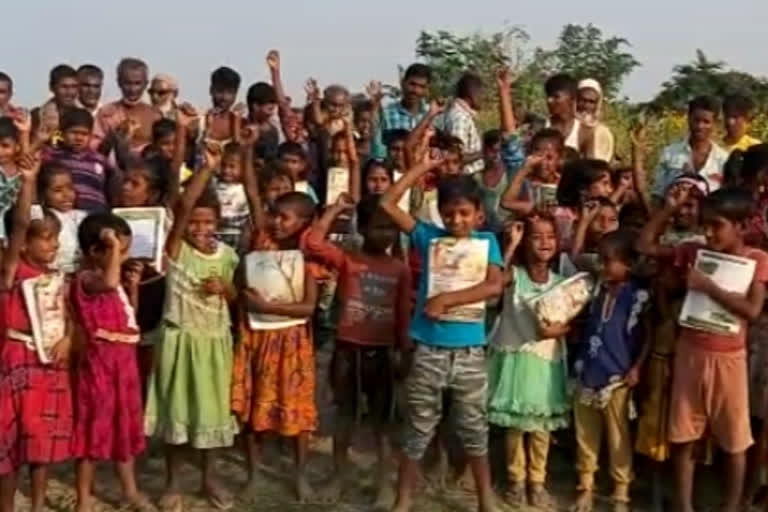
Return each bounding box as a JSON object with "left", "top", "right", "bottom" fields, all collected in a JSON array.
[
  {"left": 380, "top": 157, "right": 439, "bottom": 234},
  {"left": 405, "top": 102, "right": 443, "bottom": 167},
  {"left": 345, "top": 122, "right": 361, "bottom": 202},
  {"left": 636, "top": 203, "right": 678, "bottom": 259},
  {"left": 427, "top": 264, "right": 504, "bottom": 312},
  {"left": 691, "top": 274, "right": 766, "bottom": 322},
  {"left": 267, "top": 50, "right": 290, "bottom": 115},
  {"left": 240, "top": 127, "right": 265, "bottom": 232},
  {"left": 81, "top": 230, "right": 124, "bottom": 293},
  {"left": 496, "top": 68, "right": 517, "bottom": 136},
  {"left": 1, "top": 155, "right": 39, "bottom": 289},
  {"left": 500, "top": 155, "right": 538, "bottom": 214},
  {"left": 244, "top": 272, "right": 318, "bottom": 318},
  {"left": 631, "top": 124, "right": 651, "bottom": 214}
]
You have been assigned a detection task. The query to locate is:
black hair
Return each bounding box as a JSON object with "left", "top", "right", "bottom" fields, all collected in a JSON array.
[
  {"left": 246, "top": 82, "right": 277, "bottom": 106},
  {"left": 77, "top": 64, "right": 103, "bottom": 80},
  {"left": 528, "top": 128, "right": 565, "bottom": 154},
  {"left": 437, "top": 174, "right": 483, "bottom": 209},
  {"left": 598, "top": 229, "right": 638, "bottom": 266},
  {"left": 455, "top": 72, "right": 483, "bottom": 100},
  {"left": 353, "top": 99, "right": 374, "bottom": 117},
  {"left": 273, "top": 191, "right": 317, "bottom": 220},
  {"left": 37, "top": 162, "right": 72, "bottom": 201},
  {"left": 0, "top": 116, "right": 20, "bottom": 142},
  {"left": 260, "top": 165, "right": 294, "bottom": 194},
  {"left": 383, "top": 129, "right": 409, "bottom": 147},
  {"left": 482, "top": 129, "right": 502, "bottom": 149},
  {"left": 556, "top": 159, "right": 612, "bottom": 207},
  {"left": 688, "top": 95, "right": 720, "bottom": 117},
  {"left": 432, "top": 131, "right": 464, "bottom": 154},
  {"left": 78, "top": 212, "right": 132, "bottom": 254},
  {"left": 363, "top": 159, "right": 394, "bottom": 184},
  {"left": 127, "top": 156, "right": 170, "bottom": 202},
  {"left": 49, "top": 65, "right": 77, "bottom": 87},
  {"left": 0, "top": 72, "right": 12, "bottom": 89},
  {"left": 277, "top": 141, "right": 307, "bottom": 161},
  {"left": 722, "top": 93, "right": 755, "bottom": 118},
  {"left": 151, "top": 118, "right": 177, "bottom": 142},
  {"left": 403, "top": 63, "right": 432, "bottom": 83},
  {"left": 3, "top": 206, "right": 60, "bottom": 241},
  {"left": 222, "top": 142, "right": 243, "bottom": 159},
  {"left": 545, "top": 73, "right": 578, "bottom": 98},
  {"left": 357, "top": 194, "right": 395, "bottom": 231},
  {"left": 194, "top": 187, "right": 222, "bottom": 218},
  {"left": 210, "top": 66, "right": 241, "bottom": 91},
  {"left": 618, "top": 202, "right": 648, "bottom": 232},
  {"left": 701, "top": 188, "right": 755, "bottom": 224},
  {"left": 724, "top": 144, "right": 768, "bottom": 189},
  {"left": 116, "top": 58, "right": 148, "bottom": 80},
  {"left": 59, "top": 107, "right": 94, "bottom": 132}
]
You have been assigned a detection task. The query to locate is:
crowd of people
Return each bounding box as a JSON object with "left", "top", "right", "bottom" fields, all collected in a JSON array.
[{"left": 0, "top": 49, "right": 766, "bottom": 512}]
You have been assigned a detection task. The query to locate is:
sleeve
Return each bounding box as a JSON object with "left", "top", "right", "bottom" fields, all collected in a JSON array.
[
  {"left": 370, "top": 110, "right": 388, "bottom": 160},
  {"left": 448, "top": 113, "right": 472, "bottom": 149},
  {"left": 409, "top": 220, "right": 442, "bottom": 255},
  {"left": 304, "top": 227, "right": 347, "bottom": 270},
  {"left": 501, "top": 134, "right": 525, "bottom": 180},
  {"left": 395, "top": 263, "right": 412, "bottom": 349},
  {"left": 486, "top": 233, "right": 504, "bottom": 268},
  {"left": 751, "top": 250, "right": 768, "bottom": 284}
]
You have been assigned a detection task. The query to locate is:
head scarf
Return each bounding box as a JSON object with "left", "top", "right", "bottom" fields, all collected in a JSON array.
[{"left": 577, "top": 78, "right": 604, "bottom": 126}]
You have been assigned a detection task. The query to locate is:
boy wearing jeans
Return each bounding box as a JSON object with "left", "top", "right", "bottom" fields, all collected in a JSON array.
[{"left": 380, "top": 153, "right": 504, "bottom": 512}]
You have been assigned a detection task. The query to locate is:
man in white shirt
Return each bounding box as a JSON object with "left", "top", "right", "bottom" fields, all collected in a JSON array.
[{"left": 439, "top": 72, "right": 485, "bottom": 174}]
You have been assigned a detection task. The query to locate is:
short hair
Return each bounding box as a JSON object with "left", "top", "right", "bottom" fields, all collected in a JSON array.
[
  {"left": 49, "top": 64, "right": 77, "bottom": 87},
  {"left": 724, "top": 144, "right": 768, "bottom": 188},
  {"left": 222, "top": 142, "right": 242, "bottom": 159},
  {"left": 277, "top": 141, "right": 307, "bottom": 161},
  {"left": 210, "top": 66, "right": 241, "bottom": 91},
  {"left": 556, "top": 158, "right": 612, "bottom": 207},
  {"left": 528, "top": 128, "right": 565, "bottom": 153},
  {"left": 59, "top": 107, "right": 94, "bottom": 132},
  {"left": 246, "top": 82, "right": 277, "bottom": 106},
  {"left": 403, "top": 63, "right": 432, "bottom": 83},
  {"left": 77, "top": 64, "right": 103, "bottom": 80},
  {"left": 598, "top": 229, "right": 638, "bottom": 266},
  {"left": 701, "top": 188, "right": 755, "bottom": 224},
  {"left": 78, "top": 212, "right": 132, "bottom": 254},
  {"left": 260, "top": 166, "right": 294, "bottom": 194},
  {"left": 688, "top": 95, "right": 720, "bottom": 116},
  {"left": 455, "top": 72, "right": 483, "bottom": 100},
  {"left": 323, "top": 84, "right": 349, "bottom": 101},
  {"left": 383, "top": 129, "right": 409, "bottom": 147},
  {"left": 0, "top": 72, "right": 12, "bottom": 88},
  {"left": 722, "top": 93, "right": 755, "bottom": 117},
  {"left": 545, "top": 73, "right": 578, "bottom": 98},
  {"left": 273, "top": 191, "right": 316, "bottom": 220},
  {"left": 0, "top": 117, "right": 20, "bottom": 142},
  {"left": 482, "top": 129, "right": 502, "bottom": 149},
  {"left": 353, "top": 99, "right": 374, "bottom": 117},
  {"left": 38, "top": 163, "right": 71, "bottom": 200},
  {"left": 151, "top": 118, "right": 177, "bottom": 142},
  {"left": 194, "top": 187, "right": 221, "bottom": 217},
  {"left": 357, "top": 194, "right": 395, "bottom": 231},
  {"left": 116, "top": 58, "right": 148, "bottom": 79},
  {"left": 437, "top": 174, "right": 483, "bottom": 209}
]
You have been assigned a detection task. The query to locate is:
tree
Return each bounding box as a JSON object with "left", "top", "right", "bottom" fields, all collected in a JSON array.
[
  {"left": 648, "top": 50, "right": 768, "bottom": 111},
  {"left": 536, "top": 24, "right": 641, "bottom": 99}
]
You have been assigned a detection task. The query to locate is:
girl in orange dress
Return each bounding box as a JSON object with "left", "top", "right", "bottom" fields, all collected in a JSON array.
[{"left": 231, "top": 137, "right": 321, "bottom": 503}]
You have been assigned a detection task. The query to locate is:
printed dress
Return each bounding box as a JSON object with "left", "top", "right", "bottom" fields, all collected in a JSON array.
[
  {"left": 71, "top": 270, "right": 145, "bottom": 461},
  {"left": 144, "top": 241, "right": 239, "bottom": 448},
  {"left": 231, "top": 232, "right": 319, "bottom": 436},
  {"left": 0, "top": 261, "right": 73, "bottom": 473},
  {"left": 488, "top": 266, "right": 570, "bottom": 431}
]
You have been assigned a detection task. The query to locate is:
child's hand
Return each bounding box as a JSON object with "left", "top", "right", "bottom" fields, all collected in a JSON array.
[
  {"left": 539, "top": 322, "right": 570, "bottom": 339},
  {"left": 244, "top": 288, "right": 269, "bottom": 309},
  {"left": 17, "top": 153, "right": 41, "bottom": 181},
  {"left": 304, "top": 78, "right": 320, "bottom": 102},
  {"left": 122, "top": 260, "right": 144, "bottom": 289},
  {"left": 177, "top": 103, "right": 199, "bottom": 128},
  {"left": 424, "top": 294, "right": 449, "bottom": 320},
  {"left": 231, "top": 102, "right": 247, "bottom": 118},
  {"left": 618, "top": 170, "right": 634, "bottom": 191},
  {"left": 266, "top": 49, "right": 281, "bottom": 72},
  {"left": 11, "top": 108, "right": 31, "bottom": 133},
  {"left": 629, "top": 121, "right": 646, "bottom": 149},
  {"left": 241, "top": 124, "right": 260, "bottom": 145},
  {"left": 366, "top": 80, "right": 383, "bottom": 103},
  {"left": 200, "top": 276, "right": 227, "bottom": 297},
  {"left": 100, "top": 228, "right": 119, "bottom": 248},
  {"left": 506, "top": 221, "right": 525, "bottom": 249},
  {"left": 49, "top": 336, "right": 71, "bottom": 364},
  {"left": 422, "top": 148, "right": 444, "bottom": 170},
  {"left": 115, "top": 117, "right": 140, "bottom": 140},
  {"left": 580, "top": 200, "right": 600, "bottom": 221},
  {"left": 201, "top": 142, "right": 223, "bottom": 171},
  {"left": 428, "top": 99, "right": 446, "bottom": 118},
  {"left": 495, "top": 67, "right": 516, "bottom": 89},
  {"left": 334, "top": 192, "right": 356, "bottom": 211},
  {"left": 521, "top": 153, "right": 544, "bottom": 176},
  {"left": 664, "top": 184, "right": 690, "bottom": 212},
  {"left": 687, "top": 267, "right": 714, "bottom": 294},
  {"left": 625, "top": 364, "right": 641, "bottom": 387}
]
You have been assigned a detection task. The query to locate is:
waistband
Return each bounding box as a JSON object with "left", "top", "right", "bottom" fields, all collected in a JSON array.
[{"left": 94, "top": 328, "right": 139, "bottom": 345}]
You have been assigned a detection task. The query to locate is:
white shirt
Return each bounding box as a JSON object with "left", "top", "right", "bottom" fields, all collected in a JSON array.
[
  {"left": 439, "top": 99, "right": 483, "bottom": 174},
  {"left": 651, "top": 140, "right": 729, "bottom": 199},
  {"left": 52, "top": 209, "right": 88, "bottom": 273}
]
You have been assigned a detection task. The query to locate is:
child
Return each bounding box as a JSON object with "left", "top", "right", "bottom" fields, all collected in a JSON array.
[
  {"left": 277, "top": 142, "right": 318, "bottom": 203},
  {"left": 570, "top": 197, "right": 619, "bottom": 272},
  {"left": 42, "top": 108, "right": 118, "bottom": 212},
  {"left": 214, "top": 142, "right": 249, "bottom": 252},
  {"left": 0, "top": 118, "right": 22, "bottom": 244},
  {"left": 71, "top": 212, "right": 148, "bottom": 511},
  {"left": 571, "top": 230, "right": 650, "bottom": 512},
  {"left": 0, "top": 155, "right": 73, "bottom": 512},
  {"left": 638, "top": 188, "right": 768, "bottom": 512},
  {"left": 305, "top": 194, "right": 411, "bottom": 507},
  {"left": 261, "top": 166, "right": 294, "bottom": 209},
  {"left": 722, "top": 93, "right": 761, "bottom": 152},
  {"left": 204, "top": 66, "right": 242, "bottom": 143},
  {"left": 36, "top": 164, "right": 87, "bottom": 273},
  {"left": 488, "top": 213, "right": 570, "bottom": 508},
  {"left": 379, "top": 152, "right": 504, "bottom": 512},
  {"left": 231, "top": 138, "right": 321, "bottom": 503},
  {"left": 144, "top": 145, "right": 239, "bottom": 511}
]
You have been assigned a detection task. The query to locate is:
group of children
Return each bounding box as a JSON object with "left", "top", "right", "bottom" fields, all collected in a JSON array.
[{"left": 0, "top": 51, "right": 766, "bottom": 512}]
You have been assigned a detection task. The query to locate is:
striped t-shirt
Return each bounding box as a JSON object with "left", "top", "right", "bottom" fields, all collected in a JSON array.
[{"left": 42, "top": 146, "right": 117, "bottom": 212}]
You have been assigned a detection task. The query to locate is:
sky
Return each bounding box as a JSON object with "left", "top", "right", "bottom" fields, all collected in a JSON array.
[{"left": 4, "top": 0, "right": 766, "bottom": 107}]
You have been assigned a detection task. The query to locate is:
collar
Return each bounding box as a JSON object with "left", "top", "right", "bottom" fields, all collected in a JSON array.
[
  {"left": 394, "top": 99, "right": 428, "bottom": 117},
  {"left": 454, "top": 98, "right": 476, "bottom": 118}
]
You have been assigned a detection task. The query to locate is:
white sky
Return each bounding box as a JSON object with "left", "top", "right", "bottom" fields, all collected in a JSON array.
[{"left": 4, "top": 0, "right": 766, "bottom": 107}]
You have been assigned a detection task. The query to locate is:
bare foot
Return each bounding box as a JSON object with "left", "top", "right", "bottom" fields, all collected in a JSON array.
[
  {"left": 529, "top": 483, "right": 555, "bottom": 509},
  {"left": 202, "top": 481, "right": 233, "bottom": 511},
  {"left": 453, "top": 467, "right": 475, "bottom": 494},
  {"left": 296, "top": 471, "right": 317, "bottom": 504},
  {"left": 373, "top": 480, "right": 395, "bottom": 510},
  {"left": 316, "top": 475, "right": 343, "bottom": 504},
  {"left": 502, "top": 482, "right": 525, "bottom": 507},
  {"left": 390, "top": 496, "right": 412, "bottom": 512},
  {"left": 238, "top": 478, "right": 260, "bottom": 505},
  {"left": 478, "top": 490, "right": 502, "bottom": 512},
  {"left": 121, "top": 493, "right": 156, "bottom": 512},
  {"left": 570, "top": 490, "right": 594, "bottom": 512},
  {"left": 157, "top": 491, "right": 183, "bottom": 512},
  {"left": 75, "top": 499, "right": 93, "bottom": 512}
]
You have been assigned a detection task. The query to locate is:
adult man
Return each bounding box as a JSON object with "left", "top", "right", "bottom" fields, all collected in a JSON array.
[
  {"left": 439, "top": 72, "right": 484, "bottom": 173},
  {"left": 0, "top": 72, "right": 14, "bottom": 117},
  {"left": 77, "top": 64, "right": 104, "bottom": 116},
  {"left": 31, "top": 65, "right": 80, "bottom": 138},
  {"left": 545, "top": 73, "right": 593, "bottom": 157}
]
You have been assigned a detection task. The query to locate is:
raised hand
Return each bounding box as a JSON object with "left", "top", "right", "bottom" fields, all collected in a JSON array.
[
  {"left": 201, "top": 142, "right": 223, "bottom": 171},
  {"left": 506, "top": 220, "right": 525, "bottom": 249},
  {"left": 11, "top": 108, "right": 31, "bottom": 133},
  {"left": 100, "top": 228, "right": 120, "bottom": 249},
  {"left": 495, "top": 67, "right": 515, "bottom": 89},
  {"left": 304, "top": 78, "right": 320, "bottom": 102},
  {"left": 240, "top": 124, "right": 260, "bottom": 146},
  {"left": 17, "top": 152, "right": 41, "bottom": 181},
  {"left": 266, "top": 50, "right": 281, "bottom": 72},
  {"left": 428, "top": 99, "right": 446, "bottom": 118},
  {"left": 366, "top": 80, "right": 383, "bottom": 102}
]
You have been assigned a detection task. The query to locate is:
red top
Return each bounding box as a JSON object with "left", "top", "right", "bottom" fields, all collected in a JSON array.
[
  {"left": 1, "top": 259, "right": 46, "bottom": 336},
  {"left": 305, "top": 228, "right": 411, "bottom": 347},
  {"left": 71, "top": 270, "right": 139, "bottom": 343}
]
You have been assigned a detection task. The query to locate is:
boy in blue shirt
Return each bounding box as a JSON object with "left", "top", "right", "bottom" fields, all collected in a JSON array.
[{"left": 380, "top": 152, "right": 504, "bottom": 512}]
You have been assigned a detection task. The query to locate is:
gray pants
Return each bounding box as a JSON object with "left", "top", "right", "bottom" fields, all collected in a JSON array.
[{"left": 402, "top": 345, "right": 488, "bottom": 460}]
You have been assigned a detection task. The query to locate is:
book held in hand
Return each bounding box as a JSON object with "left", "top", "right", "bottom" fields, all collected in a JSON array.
[
  {"left": 22, "top": 272, "right": 66, "bottom": 364},
  {"left": 113, "top": 207, "right": 166, "bottom": 270},
  {"left": 426, "top": 237, "right": 489, "bottom": 322},
  {"left": 244, "top": 250, "right": 306, "bottom": 330}
]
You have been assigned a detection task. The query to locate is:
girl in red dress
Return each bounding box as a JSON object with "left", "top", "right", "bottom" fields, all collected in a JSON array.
[{"left": 0, "top": 155, "right": 73, "bottom": 512}]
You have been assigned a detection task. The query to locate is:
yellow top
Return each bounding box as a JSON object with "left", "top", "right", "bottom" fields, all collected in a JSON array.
[{"left": 726, "top": 134, "right": 761, "bottom": 152}]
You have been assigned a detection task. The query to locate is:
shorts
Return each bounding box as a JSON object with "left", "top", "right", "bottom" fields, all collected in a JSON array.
[
  {"left": 331, "top": 341, "right": 394, "bottom": 424},
  {"left": 668, "top": 340, "right": 752, "bottom": 453},
  {"left": 401, "top": 344, "right": 488, "bottom": 460}
]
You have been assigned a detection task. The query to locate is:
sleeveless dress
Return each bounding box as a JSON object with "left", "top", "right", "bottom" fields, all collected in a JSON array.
[
  {"left": 144, "top": 241, "right": 239, "bottom": 448},
  {"left": 0, "top": 260, "right": 73, "bottom": 473},
  {"left": 488, "top": 266, "right": 570, "bottom": 431},
  {"left": 71, "top": 270, "right": 145, "bottom": 461}
]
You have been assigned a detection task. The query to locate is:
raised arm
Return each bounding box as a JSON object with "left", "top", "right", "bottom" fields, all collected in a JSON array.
[
  {"left": 167, "top": 109, "right": 198, "bottom": 210},
  {"left": 500, "top": 154, "right": 539, "bottom": 214},
  {"left": 405, "top": 101, "right": 443, "bottom": 167},
  {"left": 636, "top": 187, "right": 686, "bottom": 259},
  {"left": 267, "top": 50, "right": 290, "bottom": 115},
  {"left": 571, "top": 202, "right": 598, "bottom": 258},
  {"left": 380, "top": 152, "right": 442, "bottom": 234},
  {"left": 345, "top": 121, "right": 361, "bottom": 202},
  {"left": 81, "top": 228, "right": 124, "bottom": 293},
  {"left": 304, "top": 78, "right": 325, "bottom": 128},
  {"left": 1, "top": 153, "right": 39, "bottom": 290},
  {"left": 240, "top": 125, "right": 265, "bottom": 232},
  {"left": 630, "top": 123, "right": 651, "bottom": 214},
  {"left": 165, "top": 144, "right": 221, "bottom": 261},
  {"left": 496, "top": 68, "right": 517, "bottom": 136}
]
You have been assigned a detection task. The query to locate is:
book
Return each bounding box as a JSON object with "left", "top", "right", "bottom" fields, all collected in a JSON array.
[
  {"left": 244, "top": 250, "right": 307, "bottom": 330},
  {"left": 21, "top": 272, "right": 66, "bottom": 364},
  {"left": 529, "top": 182, "right": 558, "bottom": 207},
  {"left": 113, "top": 207, "right": 166, "bottom": 270},
  {"left": 679, "top": 249, "right": 756, "bottom": 336},
  {"left": 426, "top": 237, "right": 489, "bottom": 322},
  {"left": 526, "top": 272, "right": 594, "bottom": 327},
  {"left": 393, "top": 170, "right": 411, "bottom": 213},
  {"left": 326, "top": 167, "right": 349, "bottom": 205}
]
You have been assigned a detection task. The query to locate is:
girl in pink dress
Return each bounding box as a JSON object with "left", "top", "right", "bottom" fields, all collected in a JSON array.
[{"left": 70, "top": 212, "right": 150, "bottom": 512}]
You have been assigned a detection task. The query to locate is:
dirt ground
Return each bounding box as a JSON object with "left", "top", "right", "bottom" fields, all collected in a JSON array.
[{"left": 12, "top": 344, "right": 731, "bottom": 511}]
